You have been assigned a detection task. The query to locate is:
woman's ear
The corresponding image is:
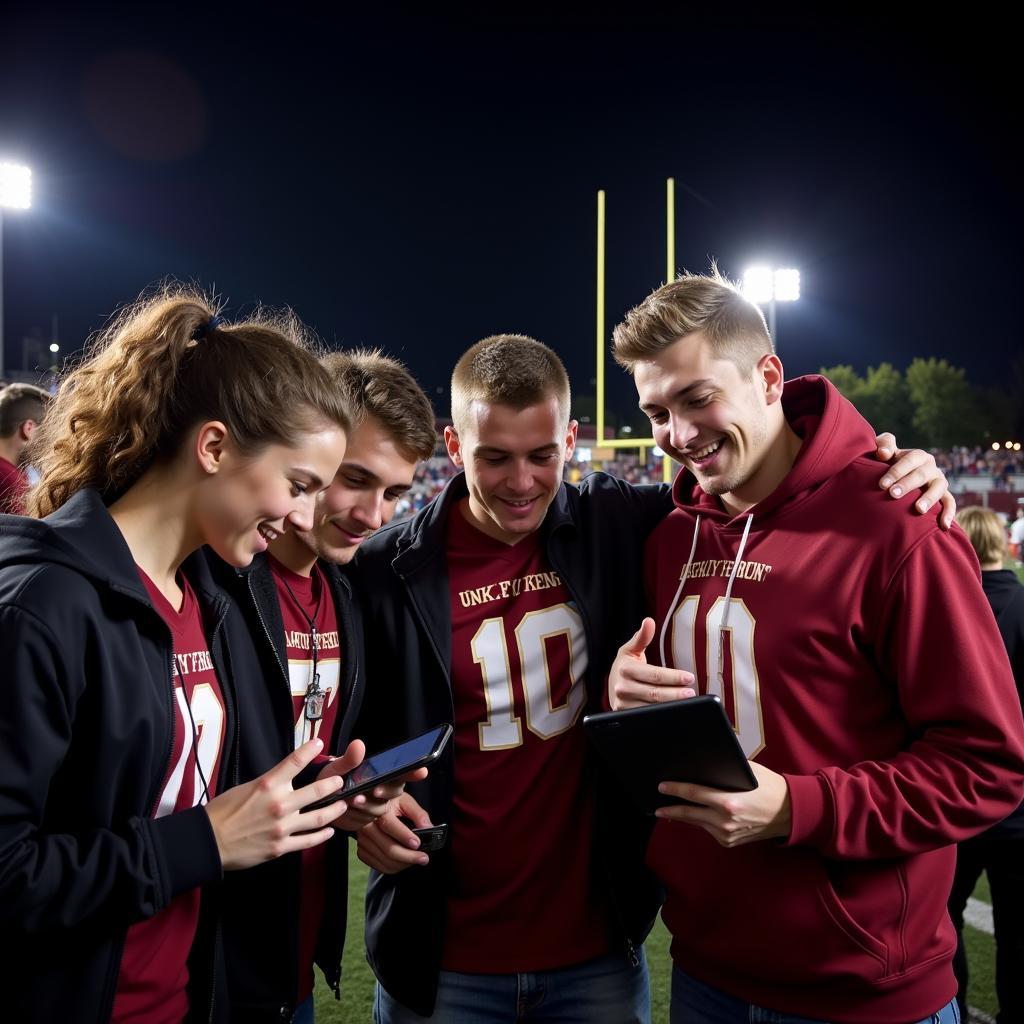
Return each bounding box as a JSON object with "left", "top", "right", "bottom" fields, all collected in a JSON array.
[{"left": 194, "top": 421, "right": 230, "bottom": 475}]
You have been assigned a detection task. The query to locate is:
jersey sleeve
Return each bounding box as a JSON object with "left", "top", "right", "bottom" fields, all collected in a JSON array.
[
  {"left": 0, "top": 603, "right": 221, "bottom": 934},
  {"left": 786, "top": 528, "right": 1024, "bottom": 858}
]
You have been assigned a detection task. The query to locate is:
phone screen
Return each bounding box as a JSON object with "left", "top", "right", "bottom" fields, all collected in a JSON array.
[{"left": 340, "top": 725, "right": 448, "bottom": 795}]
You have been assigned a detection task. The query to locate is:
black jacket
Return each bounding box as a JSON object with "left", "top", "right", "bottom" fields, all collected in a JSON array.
[
  {"left": 208, "top": 552, "right": 365, "bottom": 1023},
  {"left": 981, "top": 567, "right": 1024, "bottom": 837},
  {"left": 0, "top": 489, "right": 236, "bottom": 1024},
  {"left": 351, "top": 471, "right": 672, "bottom": 1016}
]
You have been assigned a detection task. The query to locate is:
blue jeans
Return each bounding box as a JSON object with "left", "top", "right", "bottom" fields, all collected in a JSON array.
[
  {"left": 670, "top": 966, "right": 960, "bottom": 1024},
  {"left": 374, "top": 949, "right": 650, "bottom": 1023},
  {"left": 292, "top": 993, "right": 315, "bottom": 1024}
]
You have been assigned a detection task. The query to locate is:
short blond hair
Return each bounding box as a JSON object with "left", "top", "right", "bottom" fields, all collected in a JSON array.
[
  {"left": 451, "top": 334, "right": 570, "bottom": 432},
  {"left": 613, "top": 268, "right": 773, "bottom": 374},
  {"left": 957, "top": 506, "right": 1007, "bottom": 566}
]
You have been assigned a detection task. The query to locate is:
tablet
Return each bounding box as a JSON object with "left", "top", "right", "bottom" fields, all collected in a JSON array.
[{"left": 583, "top": 695, "right": 757, "bottom": 814}]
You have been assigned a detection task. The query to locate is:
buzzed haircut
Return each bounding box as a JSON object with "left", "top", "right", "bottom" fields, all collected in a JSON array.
[
  {"left": 0, "top": 383, "right": 49, "bottom": 438},
  {"left": 450, "top": 334, "right": 571, "bottom": 433},
  {"left": 320, "top": 348, "right": 437, "bottom": 463},
  {"left": 612, "top": 268, "right": 773, "bottom": 375}
]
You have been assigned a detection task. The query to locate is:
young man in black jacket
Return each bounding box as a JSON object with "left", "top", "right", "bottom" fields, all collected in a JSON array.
[
  {"left": 352, "top": 333, "right": 954, "bottom": 1023},
  {"left": 212, "top": 350, "right": 437, "bottom": 1024}
]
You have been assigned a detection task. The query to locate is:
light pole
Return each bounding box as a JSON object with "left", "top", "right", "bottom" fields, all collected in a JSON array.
[
  {"left": 0, "top": 162, "right": 33, "bottom": 381},
  {"left": 742, "top": 266, "right": 800, "bottom": 348}
]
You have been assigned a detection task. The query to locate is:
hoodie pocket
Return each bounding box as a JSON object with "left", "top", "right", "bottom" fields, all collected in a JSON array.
[{"left": 651, "top": 828, "right": 897, "bottom": 986}]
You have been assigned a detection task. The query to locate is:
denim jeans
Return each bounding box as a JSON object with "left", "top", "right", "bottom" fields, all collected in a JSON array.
[
  {"left": 292, "top": 993, "right": 315, "bottom": 1024},
  {"left": 670, "top": 965, "right": 960, "bottom": 1024},
  {"left": 374, "top": 949, "right": 650, "bottom": 1023}
]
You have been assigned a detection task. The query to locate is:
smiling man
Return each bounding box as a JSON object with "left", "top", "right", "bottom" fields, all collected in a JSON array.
[
  {"left": 351, "top": 331, "right": 955, "bottom": 1024},
  {"left": 211, "top": 348, "right": 438, "bottom": 1024},
  {"left": 608, "top": 271, "right": 1024, "bottom": 1024}
]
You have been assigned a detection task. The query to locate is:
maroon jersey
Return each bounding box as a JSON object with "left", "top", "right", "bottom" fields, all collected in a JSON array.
[
  {"left": 440, "top": 504, "right": 608, "bottom": 973},
  {"left": 268, "top": 555, "right": 342, "bottom": 1003},
  {"left": 0, "top": 456, "right": 27, "bottom": 514},
  {"left": 113, "top": 571, "right": 226, "bottom": 1024}
]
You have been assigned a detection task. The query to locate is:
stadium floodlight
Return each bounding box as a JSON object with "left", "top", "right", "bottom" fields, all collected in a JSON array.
[
  {"left": 0, "top": 161, "right": 33, "bottom": 380},
  {"left": 742, "top": 264, "right": 801, "bottom": 347},
  {"left": 0, "top": 163, "right": 32, "bottom": 209},
  {"left": 993, "top": 443, "right": 1001, "bottom": 451},
  {"left": 742, "top": 266, "right": 775, "bottom": 304},
  {"left": 773, "top": 268, "right": 801, "bottom": 301},
  {"left": 49, "top": 342, "right": 59, "bottom": 353}
]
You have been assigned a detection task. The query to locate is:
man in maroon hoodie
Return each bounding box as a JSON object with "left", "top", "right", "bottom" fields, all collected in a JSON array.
[{"left": 608, "top": 271, "right": 1024, "bottom": 1024}]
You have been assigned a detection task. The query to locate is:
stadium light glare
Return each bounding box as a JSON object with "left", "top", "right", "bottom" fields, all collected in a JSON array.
[
  {"left": 742, "top": 266, "right": 775, "bottom": 304},
  {"left": 773, "top": 268, "right": 801, "bottom": 301},
  {"left": 0, "top": 163, "right": 32, "bottom": 209},
  {"left": 1, "top": 161, "right": 34, "bottom": 380},
  {"left": 1015, "top": 443, "right": 1022, "bottom": 451},
  {"left": 49, "top": 342, "right": 59, "bottom": 353},
  {"left": 993, "top": 443, "right": 1002, "bottom": 451},
  {"left": 743, "top": 264, "right": 801, "bottom": 348},
  {"left": 1007, "top": 442, "right": 1014, "bottom": 449}
]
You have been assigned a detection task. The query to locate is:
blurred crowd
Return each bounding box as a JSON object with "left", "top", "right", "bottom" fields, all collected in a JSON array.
[{"left": 936, "top": 446, "right": 1022, "bottom": 490}]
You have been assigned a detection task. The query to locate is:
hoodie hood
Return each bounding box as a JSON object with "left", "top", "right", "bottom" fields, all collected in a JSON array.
[
  {"left": 0, "top": 489, "right": 158, "bottom": 606},
  {"left": 670, "top": 374, "right": 877, "bottom": 524}
]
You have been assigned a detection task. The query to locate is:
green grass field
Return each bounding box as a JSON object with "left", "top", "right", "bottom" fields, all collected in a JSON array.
[{"left": 313, "top": 846, "right": 999, "bottom": 1022}]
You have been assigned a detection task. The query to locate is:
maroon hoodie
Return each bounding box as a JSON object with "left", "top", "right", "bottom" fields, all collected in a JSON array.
[{"left": 644, "top": 375, "right": 1024, "bottom": 1022}]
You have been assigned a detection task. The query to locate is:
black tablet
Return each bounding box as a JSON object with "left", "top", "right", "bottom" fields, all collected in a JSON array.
[{"left": 583, "top": 695, "right": 757, "bottom": 814}]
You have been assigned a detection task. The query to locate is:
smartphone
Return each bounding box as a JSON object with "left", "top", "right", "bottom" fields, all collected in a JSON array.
[
  {"left": 302, "top": 723, "right": 452, "bottom": 812},
  {"left": 411, "top": 823, "right": 448, "bottom": 852}
]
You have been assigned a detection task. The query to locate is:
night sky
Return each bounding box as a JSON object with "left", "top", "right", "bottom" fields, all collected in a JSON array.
[{"left": 2, "top": 8, "right": 1020, "bottom": 427}]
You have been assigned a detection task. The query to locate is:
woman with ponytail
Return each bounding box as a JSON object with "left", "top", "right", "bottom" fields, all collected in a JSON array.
[{"left": 0, "top": 286, "right": 355, "bottom": 1023}]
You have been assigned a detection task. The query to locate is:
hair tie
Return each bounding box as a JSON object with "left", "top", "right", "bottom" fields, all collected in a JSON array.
[{"left": 194, "top": 314, "right": 226, "bottom": 340}]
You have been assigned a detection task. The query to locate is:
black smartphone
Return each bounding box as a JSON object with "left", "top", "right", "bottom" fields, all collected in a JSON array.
[
  {"left": 303, "top": 723, "right": 452, "bottom": 812},
  {"left": 410, "top": 823, "right": 448, "bottom": 852}
]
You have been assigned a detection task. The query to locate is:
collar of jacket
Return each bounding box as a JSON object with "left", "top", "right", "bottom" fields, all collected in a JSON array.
[
  {"left": 230, "top": 551, "right": 354, "bottom": 674},
  {"left": 31, "top": 488, "right": 228, "bottom": 615}
]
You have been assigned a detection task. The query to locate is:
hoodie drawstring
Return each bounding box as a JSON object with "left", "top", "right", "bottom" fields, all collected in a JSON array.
[
  {"left": 659, "top": 515, "right": 702, "bottom": 669},
  {"left": 658, "top": 512, "right": 754, "bottom": 685}
]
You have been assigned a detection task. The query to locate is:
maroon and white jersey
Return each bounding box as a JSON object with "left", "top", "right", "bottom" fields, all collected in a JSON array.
[
  {"left": 268, "top": 555, "right": 342, "bottom": 1003},
  {"left": 440, "top": 505, "right": 608, "bottom": 973},
  {"left": 113, "top": 571, "right": 226, "bottom": 1024}
]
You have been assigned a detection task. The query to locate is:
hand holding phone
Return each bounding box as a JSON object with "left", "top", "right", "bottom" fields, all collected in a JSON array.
[{"left": 302, "top": 724, "right": 452, "bottom": 813}]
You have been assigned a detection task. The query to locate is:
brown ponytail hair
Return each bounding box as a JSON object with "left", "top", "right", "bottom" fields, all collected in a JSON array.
[{"left": 26, "top": 284, "right": 350, "bottom": 518}]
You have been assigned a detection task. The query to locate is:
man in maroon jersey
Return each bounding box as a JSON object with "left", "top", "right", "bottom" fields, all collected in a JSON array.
[
  {"left": 214, "top": 349, "right": 438, "bottom": 1024},
  {"left": 0, "top": 383, "right": 48, "bottom": 513},
  {"left": 352, "top": 332, "right": 955, "bottom": 1023},
  {"left": 608, "top": 271, "right": 1024, "bottom": 1024}
]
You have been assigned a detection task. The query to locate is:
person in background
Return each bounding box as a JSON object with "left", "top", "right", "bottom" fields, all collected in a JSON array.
[
  {"left": 948, "top": 505, "right": 1024, "bottom": 1024},
  {"left": 0, "top": 382, "right": 49, "bottom": 513}
]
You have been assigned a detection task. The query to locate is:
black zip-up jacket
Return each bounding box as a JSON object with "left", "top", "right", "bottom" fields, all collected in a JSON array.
[
  {"left": 207, "top": 552, "right": 365, "bottom": 1023},
  {"left": 351, "top": 471, "right": 672, "bottom": 1016},
  {"left": 980, "top": 567, "right": 1024, "bottom": 837},
  {"left": 0, "top": 489, "right": 236, "bottom": 1024}
]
